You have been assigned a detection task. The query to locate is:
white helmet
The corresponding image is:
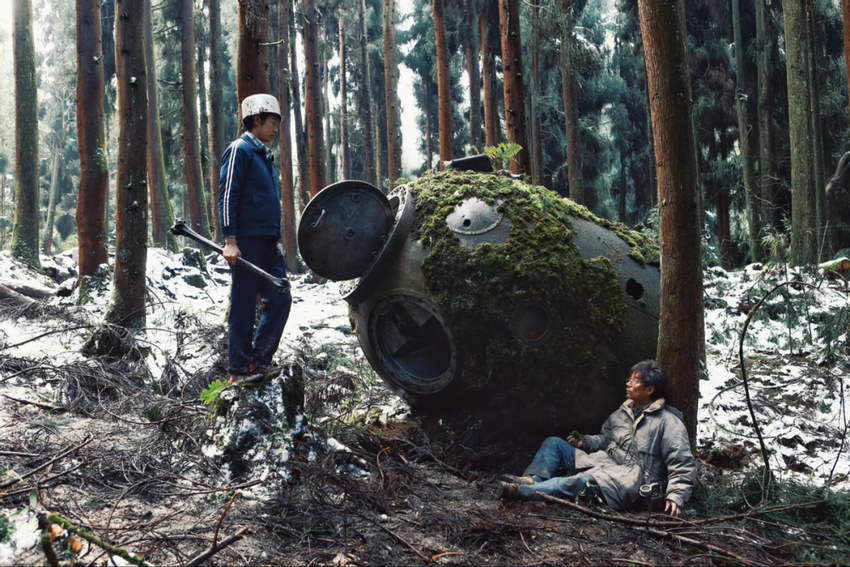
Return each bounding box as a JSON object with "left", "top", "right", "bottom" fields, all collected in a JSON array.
[{"left": 241, "top": 93, "right": 281, "bottom": 121}]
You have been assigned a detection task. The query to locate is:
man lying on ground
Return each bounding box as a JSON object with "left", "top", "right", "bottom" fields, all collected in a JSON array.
[{"left": 497, "top": 360, "right": 696, "bottom": 518}]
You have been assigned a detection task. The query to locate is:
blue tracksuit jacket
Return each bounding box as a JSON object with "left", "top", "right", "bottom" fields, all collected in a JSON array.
[{"left": 218, "top": 132, "right": 281, "bottom": 240}]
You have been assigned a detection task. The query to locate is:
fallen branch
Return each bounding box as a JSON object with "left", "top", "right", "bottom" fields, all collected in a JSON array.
[
  {"left": 535, "top": 493, "right": 825, "bottom": 529},
  {"left": 351, "top": 509, "right": 430, "bottom": 563},
  {"left": 2, "top": 462, "right": 85, "bottom": 498},
  {"left": 182, "top": 526, "right": 248, "bottom": 567},
  {"left": 45, "top": 513, "right": 152, "bottom": 567},
  {"left": 157, "top": 477, "right": 263, "bottom": 497},
  {"left": 0, "top": 434, "right": 92, "bottom": 489},
  {"left": 0, "top": 283, "right": 34, "bottom": 306},
  {"left": 213, "top": 491, "right": 239, "bottom": 547},
  {"left": 631, "top": 524, "right": 773, "bottom": 567},
  {"left": 0, "top": 451, "right": 39, "bottom": 458},
  {"left": 2, "top": 393, "right": 67, "bottom": 412}
]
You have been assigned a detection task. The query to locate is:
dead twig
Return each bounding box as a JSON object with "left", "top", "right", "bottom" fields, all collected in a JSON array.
[
  {"left": 1, "top": 393, "right": 67, "bottom": 412},
  {"left": 213, "top": 491, "right": 239, "bottom": 548},
  {"left": 2, "top": 462, "right": 84, "bottom": 498},
  {"left": 45, "top": 513, "right": 153, "bottom": 567},
  {"left": 0, "top": 451, "right": 39, "bottom": 457},
  {"left": 182, "top": 526, "right": 248, "bottom": 567},
  {"left": 631, "top": 525, "right": 774, "bottom": 567},
  {"left": 351, "top": 509, "right": 430, "bottom": 563},
  {"left": 0, "top": 434, "right": 92, "bottom": 490}
]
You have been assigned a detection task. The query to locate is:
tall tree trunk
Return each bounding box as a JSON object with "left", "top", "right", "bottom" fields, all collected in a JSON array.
[
  {"left": 289, "top": 0, "right": 309, "bottom": 207},
  {"left": 339, "top": 13, "right": 349, "bottom": 179},
  {"left": 529, "top": 2, "right": 542, "bottom": 186},
  {"left": 783, "top": 0, "right": 818, "bottom": 266},
  {"left": 209, "top": 0, "right": 224, "bottom": 240},
  {"left": 76, "top": 0, "right": 109, "bottom": 281},
  {"left": 434, "top": 0, "right": 453, "bottom": 168},
  {"left": 12, "top": 0, "right": 41, "bottom": 269},
  {"left": 480, "top": 10, "right": 500, "bottom": 152},
  {"left": 384, "top": 0, "right": 401, "bottom": 189},
  {"left": 237, "top": 0, "right": 271, "bottom": 103},
  {"left": 43, "top": 137, "right": 61, "bottom": 256},
  {"left": 807, "top": 6, "right": 827, "bottom": 259},
  {"left": 618, "top": 154, "right": 627, "bottom": 223},
  {"left": 711, "top": 132, "right": 732, "bottom": 270},
  {"left": 107, "top": 0, "right": 149, "bottom": 329},
  {"left": 374, "top": 98, "right": 382, "bottom": 187},
  {"left": 466, "top": 0, "right": 481, "bottom": 154},
  {"left": 757, "top": 0, "right": 779, "bottom": 232},
  {"left": 561, "top": 0, "right": 583, "bottom": 204},
  {"left": 637, "top": 0, "right": 705, "bottom": 442},
  {"left": 145, "top": 0, "right": 177, "bottom": 251},
  {"left": 197, "top": 17, "right": 211, "bottom": 218},
  {"left": 498, "top": 0, "right": 530, "bottom": 176},
  {"left": 304, "top": 0, "right": 327, "bottom": 197},
  {"left": 425, "top": 79, "right": 432, "bottom": 170},
  {"left": 182, "top": 0, "right": 212, "bottom": 240},
  {"left": 322, "top": 22, "right": 333, "bottom": 185},
  {"left": 844, "top": 0, "right": 850, "bottom": 130},
  {"left": 732, "top": 0, "right": 760, "bottom": 263},
  {"left": 358, "top": 0, "right": 375, "bottom": 184},
  {"left": 278, "top": 0, "right": 297, "bottom": 272}
]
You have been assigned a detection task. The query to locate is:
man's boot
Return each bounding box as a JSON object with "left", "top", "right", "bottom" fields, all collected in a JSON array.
[{"left": 496, "top": 482, "right": 520, "bottom": 500}]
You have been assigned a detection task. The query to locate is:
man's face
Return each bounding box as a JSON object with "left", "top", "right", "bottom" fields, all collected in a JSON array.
[
  {"left": 253, "top": 115, "right": 280, "bottom": 144},
  {"left": 626, "top": 370, "right": 655, "bottom": 407}
]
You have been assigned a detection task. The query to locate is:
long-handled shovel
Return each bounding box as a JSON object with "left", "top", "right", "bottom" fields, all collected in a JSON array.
[{"left": 170, "top": 218, "right": 291, "bottom": 294}]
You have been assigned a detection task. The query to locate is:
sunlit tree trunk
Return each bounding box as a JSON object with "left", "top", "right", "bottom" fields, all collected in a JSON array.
[
  {"left": 145, "top": 0, "right": 177, "bottom": 251},
  {"left": 197, "top": 18, "right": 211, "bottom": 217},
  {"left": 339, "top": 12, "right": 349, "bottom": 179},
  {"left": 182, "top": 0, "right": 211, "bottom": 240},
  {"left": 76, "top": 0, "right": 109, "bottom": 281},
  {"left": 12, "top": 0, "right": 40, "bottom": 269},
  {"left": 278, "top": 0, "right": 297, "bottom": 271},
  {"left": 43, "top": 137, "right": 61, "bottom": 256},
  {"left": 237, "top": 0, "right": 270, "bottom": 103},
  {"left": 304, "top": 0, "right": 327, "bottom": 196},
  {"left": 288, "top": 0, "right": 309, "bottom": 208},
  {"left": 425, "top": 80, "right": 432, "bottom": 170},
  {"left": 466, "top": 0, "right": 481, "bottom": 154},
  {"left": 638, "top": 0, "right": 705, "bottom": 442},
  {"left": 434, "top": 0, "right": 452, "bottom": 168},
  {"left": 384, "top": 0, "right": 401, "bottom": 189},
  {"left": 107, "top": 0, "right": 149, "bottom": 329},
  {"left": 807, "top": 6, "right": 827, "bottom": 259},
  {"left": 783, "top": 0, "right": 817, "bottom": 265},
  {"left": 359, "top": 0, "right": 375, "bottom": 184},
  {"left": 480, "top": 9, "right": 500, "bottom": 152},
  {"left": 209, "top": 0, "right": 224, "bottom": 240},
  {"left": 498, "top": 0, "right": 530, "bottom": 176},
  {"left": 561, "top": 0, "right": 583, "bottom": 203},
  {"left": 322, "top": 22, "right": 333, "bottom": 185}
]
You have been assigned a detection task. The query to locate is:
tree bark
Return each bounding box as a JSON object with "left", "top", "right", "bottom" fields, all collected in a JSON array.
[
  {"left": 288, "top": 0, "right": 309, "bottom": 208},
  {"left": 844, "top": 0, "right": 850, "bottom": 131},
  {"left": 322, "top": 22, "right": 333, "bottom": 184},
  {"left": 783, "top": 0, "right": 818, "bottom": 266},
  {"left": 480, "top": 10, "right": 500, "bottom": 151},
  {"left": 182, "top": 0, "right": 212, "bottom": 240},
  {"left": 278, "top": 0, "right": 297, "bottom": 271},
  {"left": 756, "top": 0, "right": 779, "bottom": 233},
  {"left": 807, "top": 6, "right": 827, "bottom": 259},
  {"left": 530, "top": 3, "right": 542, "bottom": 186},
  {"left": 197, "top": 18, "right": 211, "bottom": 220},
  {"left": 145, "top": 0, "right": 177, "bottom": 251},
  {"left": 76, "top": 0, "right": 109, "bottom": 280},
  {"left": 466, "top": 0, "right": 481, "bottom": 154},
  {"left": 359, "top": 0, "right": 375, "bottom": 184},
  {"left": 12, "top": 0, "right": 41, "bottom": 269},
  {"left": 561, "top": 0, "right": 583, "bottom": 203},
  {"left": 237, "top": 0, "right": 271, "bottom": 103},
  {"left": 209, "top": 0, "right": 224, "bottom": 240},
  {"left": 498, "top": 0, "right": 530, "bottom": 176},
  {"left": 384, "top": 0, "right": 401, "bottom": 189},
  {"left": 43, "top": 137, "right": 61, "bottom": 256},
  {"left": 732, "top": 0, "right": 759, "bottom": 263},
  {"left": 637, "top": 0, "right": 705, "bottom": 441},
  {"left": 339, "top": 12, "right": 349, "bottom": 179},
  {"left": 108, "top": 0, "right": 149, "bottom": 329},
  {"left": 304, "top": 0, "right": 327, "bottom": 197},
  {"left": 433, "top": 0, "right": 453, "bottom": 168}
]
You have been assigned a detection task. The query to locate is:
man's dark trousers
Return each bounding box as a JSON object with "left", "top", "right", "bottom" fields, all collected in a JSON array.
[{"left": 228, "top": 236, "right": 291, "bottom": 374}]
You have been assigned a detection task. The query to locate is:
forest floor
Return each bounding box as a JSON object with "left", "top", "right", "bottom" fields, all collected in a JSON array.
[{"left": 1, "top": 247, "right": 849, "bottom": 566}]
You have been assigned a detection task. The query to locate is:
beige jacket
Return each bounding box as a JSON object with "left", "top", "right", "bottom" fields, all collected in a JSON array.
[{"left": 576, "top": 398, "right": 696, "bottom": 510}]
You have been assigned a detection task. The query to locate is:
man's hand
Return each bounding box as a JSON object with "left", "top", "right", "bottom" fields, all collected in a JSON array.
[
  {"left": 665, "top": 499, "right": 682, "bottom": 518},
  {"left": 567, "top": 435, "right": 583, "bottom": 449},
  {"left": 223, "top": 238, "right": 241, "bottom": 265}
]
